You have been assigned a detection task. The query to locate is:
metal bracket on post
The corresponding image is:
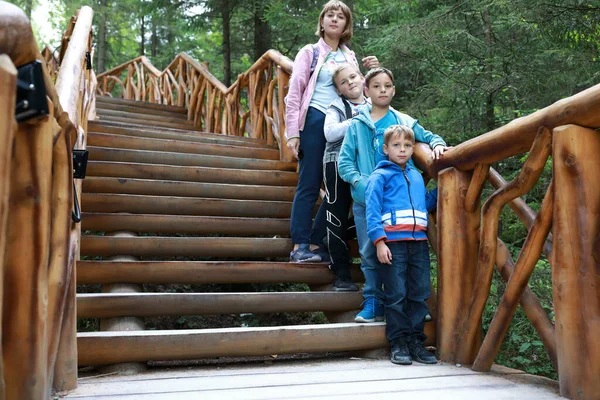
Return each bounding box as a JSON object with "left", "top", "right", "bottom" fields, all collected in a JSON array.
[
  {"left": 72, "top": 150, "right": 89, "bottom": 223},
  {"left": 16, "top": 60, "right": 49, "bottom": 122}
]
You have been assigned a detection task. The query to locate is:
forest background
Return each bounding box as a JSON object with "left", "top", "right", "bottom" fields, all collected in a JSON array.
[{"left": 8, "top": 0, "right": 600, "bottom": 379}]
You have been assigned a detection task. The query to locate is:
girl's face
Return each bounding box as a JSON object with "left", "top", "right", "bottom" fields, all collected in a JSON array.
[
  {"left": 321, "top": 8, "right": 347, "bottom": 40},
  {"left": 335, "top": 68, "right": 364, "bottom": 101}
]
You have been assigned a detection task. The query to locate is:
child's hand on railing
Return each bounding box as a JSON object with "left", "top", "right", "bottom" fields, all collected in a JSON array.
[{"left": 433, "top": 145, "right": 451, "bottom": 160}]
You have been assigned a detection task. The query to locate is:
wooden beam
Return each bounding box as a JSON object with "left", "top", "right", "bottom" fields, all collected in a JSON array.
[
  {"left": 88, "top": 146, "right": 292, "bottom": 171},
  {"left": 85, "top": 161, "right": 298, "bottom": 186},
  {"left": 81, "top": 213, "right": 290, "bottom": 236},
  {"left": 87, "top": 132, "right": 280, "bottom": 160},
  {"left": 4, "top": 99, "right": 54, "bottom": 400},
  {"left": 89, "top": 122, "right": 275, "bottom": 148},
  {"left": 434, "top": 83, "right": 600, "bottom": 174},
  {"left": 473, "top": 181, "right": 554, "bottom": 372},
  {"left": 77, "top": 261, "right": 364, "bottom": 285},
  {"left": 81, "top": 193, "right": 293, "bottom": 218},
  {"left": 95, "top": 102, "right": 188, "bottom": 118},
  {"left": 464, "top": 164, "right": 489, "bottom": 212},
  {"left": 456, "top": 127, "right": 552, "bottom": 364},
  {"left": 98, "top": 109, "right": 191, "bottom": 124},
  {"left": 83, "top": 177, "right": 295, "bottom": 201},
  {"left": 77, "top": 292, "right": 364, "bottom": 318},
  {"left": 552, "top": 124, "right": 600, "bottom": 399},
  {"left": 436, "top": 167, "right": 481, "bottom": 364},
  {"left": 98, "top": 116, "right": 203, "bottom": 131},
  {"left": 0, "top": 54, "right": 17, "bottom": 400},
  {"left": 77, "top": 323, "right": 389, "bottom": 366},
  {"left": 80, "top": 236, "right": 293, "bottom": 258},
  {"left": 96, "top": 95, "right": 187, "bottom": 113}
]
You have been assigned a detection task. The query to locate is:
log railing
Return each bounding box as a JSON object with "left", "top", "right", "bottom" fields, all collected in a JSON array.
[
  {"left": 0, "top": 2, "right": 95, "bottom": 398},
  {"left": 415, "top": 83, "right": 600, "bottom": 400},
  {"left": 97, "top": 50, "right": 295, "bottom": 160}
]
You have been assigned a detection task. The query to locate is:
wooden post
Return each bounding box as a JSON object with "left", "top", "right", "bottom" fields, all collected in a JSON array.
[
  {"left": 4, "top": 99, "right": 54, "bottom": 400},
  {"left": 552, "top": 124, "right": 600, "bottom": 400},
  {"left": 436, "top": 167, "right": 481, "bottom": 363},
  {"left": 0, "top": 54, "right": 18, "bottom": 400}
]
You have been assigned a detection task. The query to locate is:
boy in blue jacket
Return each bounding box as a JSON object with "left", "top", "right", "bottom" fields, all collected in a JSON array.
[
  {"left": 365, "top": 125, "right": 438, "bottom": 365},
  {"left": 338, "top": 67, "right": 448, "bottom": 323}
]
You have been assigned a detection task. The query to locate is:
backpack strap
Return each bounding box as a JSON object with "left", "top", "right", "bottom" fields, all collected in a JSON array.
[
  {"left": 309, "top": 45, "right": 319, "bottom": 77},
  {"left": 341, "top": 96, "right": 353, "bottom": 120}
]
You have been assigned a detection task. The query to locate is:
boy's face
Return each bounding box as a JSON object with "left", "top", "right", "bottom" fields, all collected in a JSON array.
[
  {"left": 334, "top": 68, "right": 363, "bottom": 101},
  {"left": 384, "top": 133, "right": 414, "bottom": 167},
  {"left": 365, "top": 72, "right": 395, "bottom": 108}
]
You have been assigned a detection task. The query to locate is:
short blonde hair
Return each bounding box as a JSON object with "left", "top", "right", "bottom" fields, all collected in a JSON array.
[
  {"left": 384, "top": 125, "right": 415, "bottom": 146},
  {"left": 316, "top": 1, "right": 353, "bottom": 44},
  {"left": 331, "top": 64, "right": 362, "bottom": 90}
]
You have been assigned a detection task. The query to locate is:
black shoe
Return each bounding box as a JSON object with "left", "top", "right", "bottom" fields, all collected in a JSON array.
[
  {"left": 390, "top": 340, "right": 412, "bottom": 365},
  {"left": 408, "top": 338, "right": 437, "bottom": 364},
  {"left": 332, "top": 277, "right": 358, "bottom": 292}
]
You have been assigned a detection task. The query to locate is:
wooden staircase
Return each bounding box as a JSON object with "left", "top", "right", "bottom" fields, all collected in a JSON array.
[{"left": 76, "top": 96, "right": 395, "bottom": 366}]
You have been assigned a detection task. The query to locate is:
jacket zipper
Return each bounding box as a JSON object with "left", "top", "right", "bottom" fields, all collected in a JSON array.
[{"left": 402, "top": 168, "right": 417, "bottom": 239}]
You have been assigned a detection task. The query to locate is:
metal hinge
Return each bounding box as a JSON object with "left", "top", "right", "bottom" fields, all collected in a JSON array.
[
  {"left": 16, "top": 60, "right": 49, "bottom": 122},
  {"left": 71, "top": 150, "right": 89, "bottom": 223}
]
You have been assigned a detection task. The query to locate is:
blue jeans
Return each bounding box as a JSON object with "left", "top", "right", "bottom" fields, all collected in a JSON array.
[
  {"left": 378, "top": 240, "right": 431, "bottom": 343},
  {"left": 290, "top": 107, "right": 327, "bottom": 246},
  {"left": 353, "top": 202, "right": 383, "bottom": 301}
]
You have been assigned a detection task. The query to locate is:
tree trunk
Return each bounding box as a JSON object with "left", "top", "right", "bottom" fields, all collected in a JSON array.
[
  {"left": 151, "top": 12, "right": 157, "bottom": 58},
  {"left": 222, "top": 0, "right": 231, "bottom": 86},
  {"left": 140, "top": 15, "right": 145, "bottom": 55},
  {"left": 482, "top": 8, "right": 495, "bottom": 132},
  {"left": 96, "top": 0, "right": 108, "bottom": 74},
  {"left": 253, "top": 1, "right": 271, "bottom": 61},
  {"left": 25, "top": 0, "right": 33, "bottom": 18}
]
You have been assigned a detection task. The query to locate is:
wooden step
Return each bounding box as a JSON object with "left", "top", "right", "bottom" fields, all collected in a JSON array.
[
  {"left": 83, "top": 177, "right": 295, "bottom": 201},
  {"left": 96, "top": 115, "right": 204, "bottom": 131},
  {"left": 77, "top": 292, "right": 363, "bottom": 318},
  {"left": 95, "top": 101, "right": 189, "bottom": 118},
  {"left": 89, "top": 121, "right": 275, "bottom": 148},
  {"left": 87, "top": 147, "right": 295, "bottom": 171},
  {"left": 87, "top": 132, "right": 280, "bottom": 160},
  {"left": 82, "top": 213, "right": 290, "bottom": 236},
  {"left": 82, "top": 193, "right": 293, "bottom": 217},
  {"left": 77, "top": 261, "right": 362, "bottom": 285},
  {"left": 86, "top": 161, "right": 297, "bottom": 186},
  {"left": 96, "top": 96, "right": 188, "bottom": 114},
  {"left": 80, "top": 236, "right": 292, "bottom": 258},
  {"left": 97, "top": 108, "right": 190, "bottom": 124},
  {"left": 77, "top": 323, "right": 389, "bottom": 366}
]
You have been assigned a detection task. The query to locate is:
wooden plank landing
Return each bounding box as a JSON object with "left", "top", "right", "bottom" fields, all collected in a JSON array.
[{"left": 64, "top": 357, "right": 561, "bottom": 399}]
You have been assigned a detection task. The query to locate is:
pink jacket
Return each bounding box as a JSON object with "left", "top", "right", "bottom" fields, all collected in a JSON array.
[{"left": 285, "top": 38, "right": 359, "bottom": 140}]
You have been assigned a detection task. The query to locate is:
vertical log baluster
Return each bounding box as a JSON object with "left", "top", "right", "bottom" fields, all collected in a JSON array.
[{"left": 456, "top": 126, "right": 552, "bottom": 364}]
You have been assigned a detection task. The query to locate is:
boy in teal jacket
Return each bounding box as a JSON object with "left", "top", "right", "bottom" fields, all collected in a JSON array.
[{"left": 337, "top": 67, "right": 447, "bottom": 322}]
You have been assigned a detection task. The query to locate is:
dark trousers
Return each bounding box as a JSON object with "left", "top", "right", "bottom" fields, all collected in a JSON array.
[
  {"left": 378, "top": 240, "right": 431, "bottom": 343},
  {"left": 290, "top": 107, "right": 327, "bottom": 246},
  {"left": 323, "top": 160, "right": 353, "bottom": 279}
]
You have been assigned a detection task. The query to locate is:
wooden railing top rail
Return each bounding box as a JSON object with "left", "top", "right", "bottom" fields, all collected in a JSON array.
[
  {"left": 98, "top": 55, "right": 161, "bottom": 78},
  {"left": 433, "top": 83, "right": 600, "bottom": 174}
]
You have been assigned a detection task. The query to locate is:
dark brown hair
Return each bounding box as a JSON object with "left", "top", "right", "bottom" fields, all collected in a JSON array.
[{"left": 364, "top": 67, "right": 394, "bottom": 88}]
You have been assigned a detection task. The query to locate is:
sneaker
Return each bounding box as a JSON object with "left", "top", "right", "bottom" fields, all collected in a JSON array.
[
  {"left": 408, "top": 337, "right": 437, "bottom": 364},
  {"left": 289, "top": 244, "right": 321, "bottom": 263},
  {"left": 333, "top": 277, "right": 358, "bottom": 292},
  {"left": 390, "top": 340, "right": 412, "bottom": 365},
  {"left": 425, "top": 313, "right": 432, "bottom": 322},
  {"left": 313, "top": 245, "right": 330, "bottom": 263},
  {"left": 355, "top": 297, "right": 383, "bottom": 323}
]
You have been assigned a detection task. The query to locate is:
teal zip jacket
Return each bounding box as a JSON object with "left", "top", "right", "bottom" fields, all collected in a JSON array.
[{"left": 337, "top": 104, "right": 446, "bottom": 205}]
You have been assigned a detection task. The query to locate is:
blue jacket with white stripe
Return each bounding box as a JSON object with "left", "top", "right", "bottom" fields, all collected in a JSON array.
[{"left": 365, "top": 160, "right": 438, "bottom": 244}]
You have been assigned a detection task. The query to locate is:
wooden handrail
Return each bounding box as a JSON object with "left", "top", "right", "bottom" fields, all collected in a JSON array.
[{"left": 0, "top": 2, "right": 95, "bottom": 398}]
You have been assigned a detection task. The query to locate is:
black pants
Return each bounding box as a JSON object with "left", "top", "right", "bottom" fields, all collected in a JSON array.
[{"left": 323, "top": 160, "right": 354, "bottom": 280}]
